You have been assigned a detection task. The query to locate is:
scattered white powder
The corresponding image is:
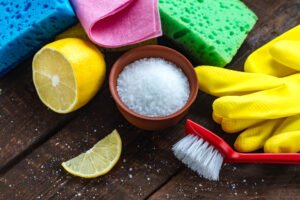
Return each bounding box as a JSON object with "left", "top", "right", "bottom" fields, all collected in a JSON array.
[{"left": 117, "top": 58, "right": 190, "bottom": 117}]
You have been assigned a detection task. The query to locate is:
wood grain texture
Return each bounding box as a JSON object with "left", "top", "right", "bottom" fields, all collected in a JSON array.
[
  {"left": 0, "top": 86, "right": 184, "bottom": 200},
  {"left": 0, "top": 59, "right": 75, "bottom": 172},
  {"left": 0, "top": 52, "right": 119, "bottom": 173},
  {"left": 0, "top": 0, "right": 300, "bottom": 200},
  {"left": 148, "top": 165, "right": 300, "bottom": 200}
]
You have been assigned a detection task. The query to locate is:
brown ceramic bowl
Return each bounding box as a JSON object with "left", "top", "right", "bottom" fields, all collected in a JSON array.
[{"left": 109, "top": 45, "right": 198, "bottom": 131}]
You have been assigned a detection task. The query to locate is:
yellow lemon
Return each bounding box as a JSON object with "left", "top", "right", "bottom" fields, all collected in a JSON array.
[
  {"left": 32, "top": 38, "right": 105, "bottom": 113},
  {"left": 62, "top": 130, "right": 122, "bottom": 178}
]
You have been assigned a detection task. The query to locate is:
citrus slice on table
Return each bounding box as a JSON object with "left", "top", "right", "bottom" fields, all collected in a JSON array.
[
  {"left": 32, "top": 38, "right": 106, "bottom": 113},
  {"left": 62, "top": 130, "right": 122, "bottom": 178}
]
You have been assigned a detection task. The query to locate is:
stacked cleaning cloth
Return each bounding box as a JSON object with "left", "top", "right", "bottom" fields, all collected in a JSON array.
[
  {"left": 0, "top": 0, "right": 258, "bottom": 76},
  {"left": 0, "top": 0, "right": 77, "bottom": 76},
  {"left": 195, "top": 25, "right": 300, "bottom": 153},
  {"left": 159, "top": 0, "right": 257, "bottom": 66},
  {"left": 55, "top": 0, "right": 258, "bottom": 65},
  {"left": 0, "top": 0, "right": 162, "bottom": 76}
]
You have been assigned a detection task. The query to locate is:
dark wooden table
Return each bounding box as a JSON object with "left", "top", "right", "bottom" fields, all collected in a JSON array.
[{"left": 0, "top": 1, "right": 300, "bottom": 199}]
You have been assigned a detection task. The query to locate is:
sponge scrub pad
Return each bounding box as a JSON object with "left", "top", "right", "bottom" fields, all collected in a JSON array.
[
  {"left": 0, "top": 0, "right": 77, "bottom": 76},
  {"left": 159, "top": 0, "right": 257, "bottom": 66}
]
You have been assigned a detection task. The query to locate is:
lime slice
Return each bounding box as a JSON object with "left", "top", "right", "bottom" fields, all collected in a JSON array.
[{"left": 62, "top": 130, "right": 122, "bottom": 178}]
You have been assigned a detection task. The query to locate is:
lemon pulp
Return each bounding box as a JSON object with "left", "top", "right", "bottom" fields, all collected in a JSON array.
[{"left": 33, "top": 48, "right": 76, "bottom": 112}]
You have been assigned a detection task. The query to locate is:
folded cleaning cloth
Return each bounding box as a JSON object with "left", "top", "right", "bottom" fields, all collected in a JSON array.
[{"left": 70, "top": 0, "right": 162, "bottom": 48}]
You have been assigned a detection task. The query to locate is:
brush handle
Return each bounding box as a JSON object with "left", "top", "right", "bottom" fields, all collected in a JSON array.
[
  {"left": 186, "top": 120, "right": 237, "bottom": 156},
  {"left": 226, "top": 153, "right": 300, "bottom": 164},
  {"left": 186, "top": 119, "right": 300, "bottom": 164}
]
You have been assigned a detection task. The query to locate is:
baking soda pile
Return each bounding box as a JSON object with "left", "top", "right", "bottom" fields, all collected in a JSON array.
[{"left": 117, "top": 58, "right": 190, "bottom": 117}]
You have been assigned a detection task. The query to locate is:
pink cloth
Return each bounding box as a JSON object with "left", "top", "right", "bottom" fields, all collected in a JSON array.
[{"left": 71, "top": 0, "right": 162, "bottom": 48}]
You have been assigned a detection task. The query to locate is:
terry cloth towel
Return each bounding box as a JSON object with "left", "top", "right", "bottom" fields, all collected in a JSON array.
[{"left": 71, "top": 0, "right": 162, "bottom": 48}]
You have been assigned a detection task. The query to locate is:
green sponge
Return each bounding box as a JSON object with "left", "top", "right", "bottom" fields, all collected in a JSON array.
[{"left": 159, "top": 0, "right": 257, "bottom": 66}]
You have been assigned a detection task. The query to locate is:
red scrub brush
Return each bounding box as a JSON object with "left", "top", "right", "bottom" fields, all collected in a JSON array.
[{"left": 172, "top": 120, "right": 300, "bottom": 181}]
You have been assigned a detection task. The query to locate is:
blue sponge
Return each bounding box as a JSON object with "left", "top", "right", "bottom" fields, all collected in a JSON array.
[{"left": 0, "top": 0, "right": 77, "bottom": 76}]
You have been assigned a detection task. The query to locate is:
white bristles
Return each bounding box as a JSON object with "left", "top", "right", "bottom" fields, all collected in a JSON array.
[{"left": 172, "top": 135, "right": 224, "bottom": 181}]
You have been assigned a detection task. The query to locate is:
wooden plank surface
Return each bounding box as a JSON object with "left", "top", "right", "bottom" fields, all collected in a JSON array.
[
  {"left": 148, "top": 165, "right": 300, "bottom": 200},
  {"left": 0, "top": 0, "right": 300, "bottom": 199},
  {"left": 0, "top": 77, "right": 185, "bottom": 200},
  {"left": 0, "top": 59, "right": 75, "bottom": 172}
]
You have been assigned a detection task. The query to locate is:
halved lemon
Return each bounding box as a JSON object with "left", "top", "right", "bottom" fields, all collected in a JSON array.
[
  {"left": 62, "top": 130, "right": 122, "bottom": 178},
  {"left": 32, "top": 38, "right": 106, "bottom": 113}
]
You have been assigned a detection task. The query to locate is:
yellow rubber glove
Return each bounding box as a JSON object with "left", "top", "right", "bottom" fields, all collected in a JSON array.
[
  {"left": 220, "top": 117, "right": 264, "bottom": 134},
  {"left": 215, "top": 100, "right": 300, "bottom": 153},
  {"left": 264, "top": 115, "right": 300, "bottom": 153},
  {"left": 234, "top": 119, "right": 284, "bottom": 152},
  {"left": 213, "top": 111, "right": 264, "bottom": 133},
  {"left": 215, "top": 109, "right": 300, "bottom": 152},
  {"left": 264, "top": 131, "right": 300, "bottom": 153},
  {"left": 195, "top": 66, "right": 283, "bottom": 132},
  {"left": 196, "top": 53, "right": 300, "bottom": 152},
  {"left": 213, "top": 73, "right": 300, "bottom": 120},
  {"left": 269, "top": 40, "right": 300, "bottom": 71},
  {"left": 195, "top": 66, "right": 283, "bottom": 97},
  {"left": 197, "top": 68, "right": 300, "bottom": 153},
  {"left": 244, "top": 25, "right": 300, "bottom": 77}
]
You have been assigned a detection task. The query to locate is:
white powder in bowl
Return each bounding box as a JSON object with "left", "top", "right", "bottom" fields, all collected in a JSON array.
[{"left": 117, "top": 58, "right": 190, "bottom": 117}]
